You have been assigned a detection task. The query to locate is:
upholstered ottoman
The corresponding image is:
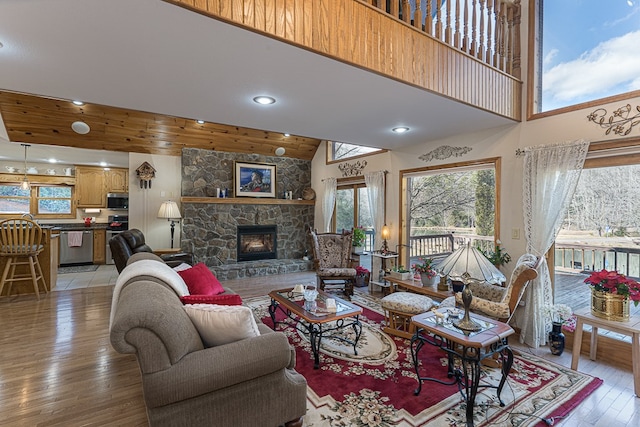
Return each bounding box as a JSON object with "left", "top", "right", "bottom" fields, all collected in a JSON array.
[{"left": 381, "top": 292, "right": 434, "bottom": 339}]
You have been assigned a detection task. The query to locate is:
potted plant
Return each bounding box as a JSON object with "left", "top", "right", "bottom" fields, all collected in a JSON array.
[
  {"left": 352, "top": 227, "right": 366, "bottom": 253},
  {"left": 584, "top": 269, "right": 640, "bottom": 321},
  {"left": 411, "top": 257, "right": 438, "bottom": 286},
  {"left": 542, "top": 304, "right": 573, "bottom": 356},
  {"left": 479, "top": 241, "right": 511, "bottom": 268},
  {"left": 389, "top": 265, "right": 412, "bottom": 281},
  {"left": 354, "top": 265, "right": 369, "bottom": 287}
]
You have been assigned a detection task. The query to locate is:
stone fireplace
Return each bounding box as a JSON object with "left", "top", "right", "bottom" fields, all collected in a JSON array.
[{"left": 237, "top": 225, "right": 277, "bottom": 262}]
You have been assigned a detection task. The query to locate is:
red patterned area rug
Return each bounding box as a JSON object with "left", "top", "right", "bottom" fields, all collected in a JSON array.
[{"left": 245, "top": 293, "right": 602, "bottom": 427}]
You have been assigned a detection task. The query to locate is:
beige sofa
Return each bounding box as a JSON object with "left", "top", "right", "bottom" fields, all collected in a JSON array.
[{"left": 109, "top": 255, "right": 307, "bottom": 427}]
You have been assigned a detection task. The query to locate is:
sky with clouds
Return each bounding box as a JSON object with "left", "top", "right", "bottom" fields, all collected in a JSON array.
[{"left": 542, "top": 0, "right": 640, "bottom": 111}]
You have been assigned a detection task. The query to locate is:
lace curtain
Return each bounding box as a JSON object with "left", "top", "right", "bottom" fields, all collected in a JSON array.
[
  {"left": 521, "top": 139, "right": 589, "bottom": 348},
  {"left": 365, "top": 171, "right": 386, "bottom": 248},
  {"left": 322, "top": 178, "right": 337, "bottom": 232}
]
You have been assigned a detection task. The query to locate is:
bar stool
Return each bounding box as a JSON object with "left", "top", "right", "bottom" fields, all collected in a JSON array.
[{"left": 0, "top": 218, "right": 47, "bottom": 300}]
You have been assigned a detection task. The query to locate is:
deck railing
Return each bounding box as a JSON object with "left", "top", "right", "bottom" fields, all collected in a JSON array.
[
  {"left": 555, "top": 243, "right": 640, "bottom": 279},
  {"left": 368, "top": 0, "right": 522, "bottom": 78}
]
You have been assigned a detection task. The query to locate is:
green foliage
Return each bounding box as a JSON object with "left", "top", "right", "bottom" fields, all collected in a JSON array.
[
  {"left": 352, "top": 227, "right": 366, "bottom": 247},
  {"left": 479, "top": 244, "right": 511, "bottom": 266},
  {"left": 474, "top": 169, "right": 495, "bottom": 236}
]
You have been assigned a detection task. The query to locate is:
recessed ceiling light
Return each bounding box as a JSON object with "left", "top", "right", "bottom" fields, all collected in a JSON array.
[
  {"left": 253, "top": 96, "right": 276, "bottom": 105},
  {"left": 392, "top": 126, "right": 410, "bottom": 134},
  {"left": 275, "top": 147, "right": 286, "bottom": 156},
  {"left": 71, "top": 121, "right": 90, "bottom": 134},
  {"left": 284, "top": 133, "right": 290, "bottom": 137},
  {"left": 48, "top": 158, "right": 57, "bottom": 164},
  {"left": 99, "top": 161, "right": 107, "bottom": 167},
  {"left": 72, "top": 100, "right": 84, "bottom": 106},
  {"left": 196, "top": 120, "right": 205, "bottom": 124}
]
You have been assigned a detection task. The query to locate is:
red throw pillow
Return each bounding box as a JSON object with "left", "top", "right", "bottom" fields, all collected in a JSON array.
[
  {"left": 180, "top": 294, "right": 242, "bottom": 306},
  {"left": 177, "top": 263, "right": 225, "bottom": 296}
]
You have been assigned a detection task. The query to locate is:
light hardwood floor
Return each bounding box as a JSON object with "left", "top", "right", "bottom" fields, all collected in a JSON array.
[{"left": 0, "top": 268, "right": 638, "bottom": 426}]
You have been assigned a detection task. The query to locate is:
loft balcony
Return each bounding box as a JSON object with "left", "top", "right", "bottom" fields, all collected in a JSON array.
[{"left": 169, "top": 0, "right": 522, "bottom": 122}]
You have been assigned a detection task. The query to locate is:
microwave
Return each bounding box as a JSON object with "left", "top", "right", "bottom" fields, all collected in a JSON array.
[{"left": 107, "top": 193, "right": 129, "bottom": 210}]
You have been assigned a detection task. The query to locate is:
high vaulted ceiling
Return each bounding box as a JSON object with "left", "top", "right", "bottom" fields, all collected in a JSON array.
[{"left": 0, "top": 0, "right": 515, "bottom": 167}]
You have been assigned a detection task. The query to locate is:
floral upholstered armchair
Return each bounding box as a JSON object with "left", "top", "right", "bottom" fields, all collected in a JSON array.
[
  {"left": 309, "top": 229, "right": 357, "bottom": 298},
  {"left": 456, "top": 253, "right": 538, "bottom": 322}
]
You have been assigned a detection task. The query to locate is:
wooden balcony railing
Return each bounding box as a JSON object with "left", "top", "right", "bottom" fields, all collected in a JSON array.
[
  {"left": 555, "top": 243, "right": 640, "bottom": 279},
  {"left": 167, "top": 0, "right": 522, "bottom": 121},
  {"left": 368, "top": 0, "right": 521, "bottom": 79}
]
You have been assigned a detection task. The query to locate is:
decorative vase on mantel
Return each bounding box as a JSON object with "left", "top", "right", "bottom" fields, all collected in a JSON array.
[
  {"left": 591, "top": 289, "right": 630, "bottom": 322},
  {"left": 548, "top": 322, "right": 565, "bottom": 356}
]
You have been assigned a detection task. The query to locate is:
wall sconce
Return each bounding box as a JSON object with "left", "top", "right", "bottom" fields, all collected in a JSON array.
[
  {"left": 157, "top": 200, "right": 182, "bottom": 248},
  {"left": 380, "top": 224, "right": 390, "bottom": 254}
]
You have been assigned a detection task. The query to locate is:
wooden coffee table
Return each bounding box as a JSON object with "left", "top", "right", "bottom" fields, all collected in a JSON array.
[{"left": 268, "top": 287, "right": 363, "bottom": 369}]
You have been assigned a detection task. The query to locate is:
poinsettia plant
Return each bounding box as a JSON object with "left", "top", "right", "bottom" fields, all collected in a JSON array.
[
  {"left": 355, "top": 265, "right": 369, "bottom": 276},
  {"left": 411, "top": 257, "right": 437, "bottom": 279},
  {"left": 584, "top": 269, "right": 640, "bottom": 306}
]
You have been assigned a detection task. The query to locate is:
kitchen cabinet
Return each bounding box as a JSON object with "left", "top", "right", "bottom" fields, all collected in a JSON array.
[
  {"left": 93, "top": 229, "right": 106, "bottom": 264},
  {"left": 105, "top": 168, "right": 128, "bottom": 193},
  {"left": 76, "top": 166, "right": 129, "bottom": 208},
  {"left": 76, "top": 166, "right": 106, "bottom": 208}
]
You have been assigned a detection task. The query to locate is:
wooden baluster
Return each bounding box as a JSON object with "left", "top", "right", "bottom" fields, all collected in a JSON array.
[
  {"left": 506, "top": 2, "right": 514, "bottom": 75},
  {"left": 445, "top": 0, "right": 452, "bottom": 44},
  {"left": 495, "top": 0, "right": 505, "bottom": 71},
  {"left": 426, "top": 0, "right": 433, "bottom": 36},
  {"left": 478, "top": 0, "right": 485, "bottom": 61},
  {"left": 435, "top": 0, "right": 443, "bottom": 40},
  {"left": 402, "top": 0, "right": 411, "bottom": 23},
  {"left": 454, "top": 0, "right": 461, "bottom": 49},
  {"left": 391, "top": 0, "right": 398, "bottom": 19},
  {"left": 486, "top": 0, "right": 494, "bottom": 67},
  {"left": 462, "top": 0, "right": 469, "bottom": 53},
  {"left": 470, "top": 0, "right": 478, "bottom": 58},
  {"left": 414, "top": 0, "right": 423, "bottom": 30},
  {"left": 511, "top": 0, "right": 522, "bottom": 79}
]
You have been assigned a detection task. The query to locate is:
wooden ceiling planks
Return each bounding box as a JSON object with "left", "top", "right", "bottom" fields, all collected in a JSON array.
[{"left": 0, "top": 91, "right": 321, "bottom": 160}]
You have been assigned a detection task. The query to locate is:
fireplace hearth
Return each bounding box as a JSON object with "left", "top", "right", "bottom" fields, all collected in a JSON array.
[{"left": 237, "top": 225, "right": 277, "bottom": 262}]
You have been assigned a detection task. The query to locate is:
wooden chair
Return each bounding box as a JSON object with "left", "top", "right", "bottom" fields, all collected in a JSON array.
[
  {"left": 0, "top": 218, "right": 47, "bottom": 300},
  {"left": 309, "top": 229, "right": 357, "bottom": 299}
]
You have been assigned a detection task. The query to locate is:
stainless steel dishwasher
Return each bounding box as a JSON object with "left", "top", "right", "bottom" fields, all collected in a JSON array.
[{"left": 59, "top": 230, "right": 94, "bottom": 265}]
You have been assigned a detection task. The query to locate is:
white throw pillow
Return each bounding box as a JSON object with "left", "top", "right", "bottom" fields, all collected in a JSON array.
[{"left": 183, "top": 303, "right": 260, "bottom": 347}]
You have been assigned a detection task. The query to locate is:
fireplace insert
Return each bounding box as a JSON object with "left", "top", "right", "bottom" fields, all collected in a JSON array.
[{"left": 237, "top": 225, "right": 277, "bottom": 261}]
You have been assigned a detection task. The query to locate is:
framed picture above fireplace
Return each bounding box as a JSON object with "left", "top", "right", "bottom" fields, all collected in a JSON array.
[{"left": 234, "top": 161, "right": 277, "bottom": 198}]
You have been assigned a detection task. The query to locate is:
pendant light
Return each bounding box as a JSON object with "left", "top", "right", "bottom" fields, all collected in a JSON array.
[{"left": 20, "top": 143, "right": 30, "bottom": 190}]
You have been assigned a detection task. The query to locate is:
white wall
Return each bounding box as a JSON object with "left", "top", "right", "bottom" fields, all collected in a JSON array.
[
  {"left": 128, "top": 153, "right": 182, "bottom": 250},
  {"left": 311, "top": 94, "right": 640, "bottom": 279}
]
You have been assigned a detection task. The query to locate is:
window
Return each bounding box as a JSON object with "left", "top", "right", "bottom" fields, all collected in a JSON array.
[
  {"left": 335, "top": 182, "right": 374, "bottom": 251},
  {"left": 399, "top": 158, "right": 501, "bottom": 264},
  {"left": 0, "top": 185, "right": 74, "bottom": 217},
  {"left": 531, "top": 0, "right": 640, "bottom": 114},
  {"left": 326, "top": 141, "right": 384, "bottom": 163},
  {"left": 0, "top": 185, "right": 30, "bottom": 214}
]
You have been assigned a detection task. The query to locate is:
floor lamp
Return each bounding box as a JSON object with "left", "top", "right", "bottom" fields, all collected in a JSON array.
[
  {"left": 437, "top": 242, "right": 506, "bottom": 332},
  {"left": 157, "top": 201, "right": 182, "bottom": 248}
]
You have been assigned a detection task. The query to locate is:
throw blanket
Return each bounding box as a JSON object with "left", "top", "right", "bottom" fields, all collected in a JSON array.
[{"left": 109, "top": 259, "right": 190, "bottom": 330}]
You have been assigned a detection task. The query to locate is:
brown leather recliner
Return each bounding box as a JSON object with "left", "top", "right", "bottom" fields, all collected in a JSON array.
[{"left": 109, "top": 229, "right": 193, "bottom": 273}]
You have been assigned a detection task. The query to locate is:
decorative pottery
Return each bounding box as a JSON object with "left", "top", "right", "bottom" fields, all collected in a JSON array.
[
  {"left": 548, "top": 322, "right": 565, "bottom": 356},
  {"left": 591, "top": 289, "right": 630, "bottom": 322},
  {"left": 420, "top": 273, "right": 438, "bottom": 287},
  {"left": 353, "top": 246, "right": 365, "bottom": 254},
  {"left": 389, "top": 271, "right": 412, "bottom": 281}
]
